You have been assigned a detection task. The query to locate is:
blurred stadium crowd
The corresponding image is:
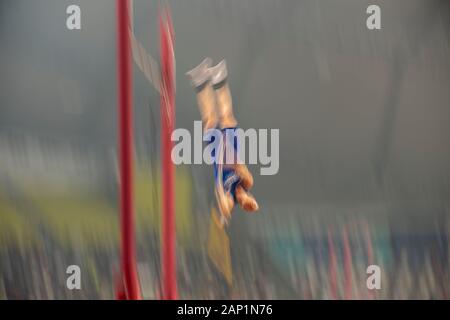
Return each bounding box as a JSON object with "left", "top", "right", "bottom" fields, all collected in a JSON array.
[{"left": 0, "top": 140, "right": 448, "bottom": 299}]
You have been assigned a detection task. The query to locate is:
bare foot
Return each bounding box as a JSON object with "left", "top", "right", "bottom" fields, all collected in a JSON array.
[
  {"left": 235, "top": 185, "right": 259, "bottom": 212},
  {"left": 196, "top": 85, "right": 218, "bottom": 131}
]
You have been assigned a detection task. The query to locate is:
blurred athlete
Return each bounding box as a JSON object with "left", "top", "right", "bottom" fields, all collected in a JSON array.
[{"left": 187, "top": 58, "right": 259, "bottom": 220}]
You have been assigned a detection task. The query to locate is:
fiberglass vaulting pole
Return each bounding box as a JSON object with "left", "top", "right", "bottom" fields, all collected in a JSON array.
[
  {"left": 116, "top": 0, "right": 141, "bottom": 300},
  {"left": 159, "top": 8, "right": 177, "bottom": 300}
]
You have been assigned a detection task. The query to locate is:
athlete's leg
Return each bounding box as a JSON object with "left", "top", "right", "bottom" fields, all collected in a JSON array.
[
  {"left": 209, "top": 60, "right": 237, "bottom": 129},
  {"left": 186, "top": 58, "right": 217, "bottom": 131},
  {"left": 210, "top": 60, "right": 254, "bottom": 191},
  {"left": 187, "top": 59, "right": 235, "bottom": 217}
]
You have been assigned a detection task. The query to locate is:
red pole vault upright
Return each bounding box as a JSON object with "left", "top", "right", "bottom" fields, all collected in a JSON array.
[
  {"left": 116, "top": 0, "right": 176, "bottom": 300},
  {"left": 159, "top": 9, "right": 177, "bottom": 300},
  {"left": 116, "top": 0, "right": 141, "bottom": 300}
]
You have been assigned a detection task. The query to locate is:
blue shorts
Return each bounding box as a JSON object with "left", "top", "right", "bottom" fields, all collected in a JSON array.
[{"left": 204, "top": 127, "right": 241, "bottom": 201}]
